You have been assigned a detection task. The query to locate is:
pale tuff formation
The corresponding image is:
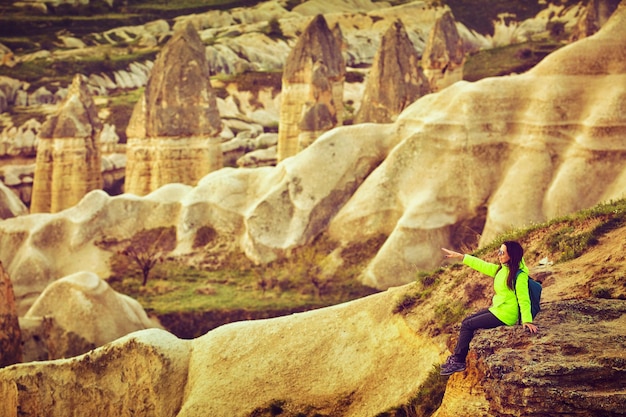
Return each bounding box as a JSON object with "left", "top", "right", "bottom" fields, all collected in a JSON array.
[
  {"left": 354, "top": 19, "right": 430, "bottom": 124},
  {"left": 570, "top": 0, "right": 621, "bottom": 41},
  {"left": 125, "top": 23, "right": 222, "bottom": 196},
  {"left": 30, "top": 74, "right": 103, "bottom": 213},
  {"left": 421, "top": 10, "right": 465, "bottom": 92},
  {"left": 21, "top": 271, "right": 158, "bottom": 360},
  {"left": 277, "top": 14, "right": 345, "bottom": 161},
  {"left": 0, "top": 3, "right": 625, "bottom": 312},
  {"left": 0, "top": 261, "right": 21, "bottom": 367}
]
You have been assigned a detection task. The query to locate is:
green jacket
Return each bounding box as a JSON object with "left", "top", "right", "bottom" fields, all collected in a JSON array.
[{"left": 463, "top": 254, "right": 533, "bottom": 325}]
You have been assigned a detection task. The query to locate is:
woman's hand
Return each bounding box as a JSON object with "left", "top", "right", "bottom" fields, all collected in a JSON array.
[
  {"left": 523, "top": 323, "right": 538, "bottom": 334},
  {"left": 441, "top": 248, "right": 464, "bottom": 259}
]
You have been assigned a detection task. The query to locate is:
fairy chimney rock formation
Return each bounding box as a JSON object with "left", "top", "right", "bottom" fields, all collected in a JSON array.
[
  {"left": 125, "top": 23, "right": 222, "bottom": 196},
  {"left": 0, "top": 261, "right": 22, "bottom": 367},
  {"left": 278, "top": 14, "right": 345, "bottom": 161},
  {"left": 355, "top": 19, "right": 430, "bottom": 124},
  {"left": 297, "top": 60, "right": 338, "bottom": 151},
  {"left": 31, "top": 74, "right": 103, "bottom": 213},
  {"left": 421, "top": 10, "right": 465, "bottom": 92}
]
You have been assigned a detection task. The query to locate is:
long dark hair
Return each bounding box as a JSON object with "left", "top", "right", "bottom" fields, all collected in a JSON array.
[{"left": 499, "top": 241, "right": 524, "bottom": 290}]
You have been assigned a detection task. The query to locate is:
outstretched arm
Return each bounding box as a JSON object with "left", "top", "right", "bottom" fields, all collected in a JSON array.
[{"left": 441, "top": 248, "right": 464, "bottom": 260}]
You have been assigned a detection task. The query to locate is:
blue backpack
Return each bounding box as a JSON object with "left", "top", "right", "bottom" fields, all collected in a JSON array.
[{"left": 515, "top": 270, "right": 542, "bottom": 323}]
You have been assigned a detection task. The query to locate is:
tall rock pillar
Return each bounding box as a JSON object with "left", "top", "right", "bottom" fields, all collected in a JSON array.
[
  {"left": 422, "top": 11, "right": 465, "bottom": 93},
  {"left": 125, "top": 23, "right": 222, "bottom": 196},
  {"left": 31, "top": 74, "right": 103, "bottom": 213},
  {"left": 355, "top": 19, "right": 430, "bottom": 124},
  {"left": 278, "top": 14, "right": 345, "bottom": 162},
  {"left": 0, "top": 261, "right": 22, "bottom": 367}
]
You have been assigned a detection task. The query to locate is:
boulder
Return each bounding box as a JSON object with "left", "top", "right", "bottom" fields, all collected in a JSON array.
[
  {"left": 125, "top": 22, "right": 223, "bottom": 196},
  {"left": 24, "top": 271, "right": 159, "bottom": 352},
  {"left": 354, "top": 19, "right": 430, "bottom": 124},
  {"left": 30, "top": 74, "right": 103, "bottom": 213}
]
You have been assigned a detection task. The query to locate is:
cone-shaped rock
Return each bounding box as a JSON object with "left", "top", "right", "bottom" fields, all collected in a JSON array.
[
  {"left": 125, "top": 23, "right": 222, "bottom": 196},
  {"left": 570, "top": 0, "right": 620, "bottom": 41},
  {"left": 0, "top": 261, "right": 22, "bottom": 367},
  {"left": 278, "top": 14, "right": 345, "bottom": 161},
  {"left": 355, "top": 19, "right": 430, "bottom": 124},
  {"left": 421, "top": 10, "right": 465, "bottom": 92},
  {"left": 31, "top": 74, "right": 103, "bottom": 213}
]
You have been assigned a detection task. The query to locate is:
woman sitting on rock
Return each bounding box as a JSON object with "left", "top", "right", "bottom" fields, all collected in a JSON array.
[{"left": 439, "top": 241, "right": 538, "bottom": 376}]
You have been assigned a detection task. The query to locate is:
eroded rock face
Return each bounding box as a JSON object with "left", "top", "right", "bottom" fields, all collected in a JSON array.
[
  {"left": 0, "top": 329, "right": 190, "bottom": 417},
  {"left": 30, "top": 74, "right": 103, "bottom": 213},
  {"left": 277, "top": 14, "right": 345, "bottom": 161},
  {"left": 24, "top": 271, "right": 159, "bottom": 351},
  {"left": 0, "top": 286, "right": 442, "bottom": 417},
  {"left": 434, "top": 299, "right": 626, "bottom": 417},
  {"left": 421, "top": 10, "right": 465, "bottom": 92},
  {"left": 125, "top": 23, "right": 222, "bottom": 196},
  {"left": 355, "top": 19, "right": 430, "bottom": 124},
  {"left": 570, "top": 0, "right": 621, "bottom": 41},
  {"left": 0, "top": 261, "right": 21, "bottom": 367}
]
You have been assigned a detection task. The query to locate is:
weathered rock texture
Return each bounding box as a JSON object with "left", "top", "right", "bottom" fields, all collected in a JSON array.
[
  {"left": 0, "top": 261, "right": 21, "bottom": 367},
  {"left": 421, "top": 10, "right": 465, "bottom": 92},
  {"left": 0, "top": 3, "right": 625, "bottom": 314},
  {"left": 24, "top": 271, "right": 158, "bottom": 352},
  {"left": 30, "top": 74, "right": 103, "bottom": 213},
  {"left": 355, "top": 19, "right": 430, "bottom": 124},
  {"left": 0, "top": 286, "right": 441, "bottom": 417},
  {"left": 277, "top": 14, "right": 345, "bottom": 161},
  {"left": 434, "top": 299, "right": 626, "bottom": 417},
  {"left": 125, "top": 23, "right": 222, "bottom": 196}
]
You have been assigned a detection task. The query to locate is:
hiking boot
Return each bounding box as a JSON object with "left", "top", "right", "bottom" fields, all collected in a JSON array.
[{"left": 440, "top": 356, "right": 466, "bottom": 376}]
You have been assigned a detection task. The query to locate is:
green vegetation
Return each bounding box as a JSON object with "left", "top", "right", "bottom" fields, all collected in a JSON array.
[
  {"left": 106, "top": 233, "right": 380, "bottom": 316},
  {"left": 476, "top": 198, "right": 626, "bottom": 262},
  {"left": 375, "top": 365, "right": 447, "bottom": 417}
]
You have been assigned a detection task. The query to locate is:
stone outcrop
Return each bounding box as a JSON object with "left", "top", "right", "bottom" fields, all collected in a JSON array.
[
  {"left": 434, "top": 299, "right": 626, "bottom": 417},
  {"left": 277, "top": 14, "right": 344, "bottom": 161},
  {"left": 0, "top": 261, "right": 21, "bottom": 367},
  {"left": 421, "top": 10, "right": 465, "bottom": 92},
  {"left": 125, "top": 23, "right": 222, "bottom": 196},
  {"left": 30, "top": 74, "right": 103, "bottom": 213},
  {"left": 20, "top": 271, "right": 158, "bottom": 360},
  {"left": 354, "top": 19, "right": 430, "bottom": 124},
  {"left": 0, "top": 181, "right": 27, "bottom": 219}
]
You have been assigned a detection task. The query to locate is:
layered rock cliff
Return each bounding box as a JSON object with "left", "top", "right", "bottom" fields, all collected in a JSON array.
[
  {"left": 125, "top": 23, "right": 223, "bottom": 196},
  {"left": 30, "top": 74, "right": 103, "bottom": 213}
]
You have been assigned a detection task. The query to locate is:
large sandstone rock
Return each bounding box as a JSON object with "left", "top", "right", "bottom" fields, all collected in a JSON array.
[
  {"left": 354, "top": 19, "right": 430, "bottom": 124},
  {"left": 277, "top": 14, "right": 345, "bottom": 161},
  {"left": 0, "top": 286, "right": 442, "bottom": 416},
  {"left": 30, "top": 74, "right": 103, "bottom": 213},
  {"left": 24, "top": 271, "right": 159, "bottom": 349},
  {"left": 0, "top": 261, "right": 21, "bottom": 367},
  {"left": 125, "top": 23, "right": 223, "bottom": 196},
  {"left": 421, "top": 10, "right": 465, "bottom": 92}
]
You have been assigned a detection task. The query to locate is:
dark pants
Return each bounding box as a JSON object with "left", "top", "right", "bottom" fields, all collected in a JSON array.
[{"left": 453, "top": 308, "right": 505, "bottom": 362}]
